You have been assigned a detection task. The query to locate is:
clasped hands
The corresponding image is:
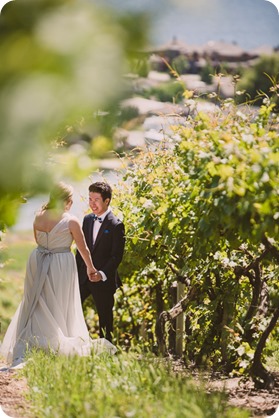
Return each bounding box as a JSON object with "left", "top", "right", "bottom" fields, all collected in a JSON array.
[{"left": 87, "top": 267, "right": 102, "bottom": 282}]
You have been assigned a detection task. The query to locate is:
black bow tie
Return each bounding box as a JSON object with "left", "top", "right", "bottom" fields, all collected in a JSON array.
[{"left": 92, "top": 214, "right": 102, "bottom": 223}]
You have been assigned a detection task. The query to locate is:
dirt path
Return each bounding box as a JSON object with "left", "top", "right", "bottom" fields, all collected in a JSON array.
[
  {"left": 207, "top": 375, "right": 279, "bottom": 417},
  {"left": 0, "top": 364, "right": 31, "bottom": 418},
  {"left": 172, "top": 361, "right": 279, "bottom": 418}
]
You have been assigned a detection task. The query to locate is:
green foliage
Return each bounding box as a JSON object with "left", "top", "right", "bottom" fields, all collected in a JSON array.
[
  {"left": 119, "top": 105, "right": 140, "bottom": 123},
  {"left": 200, "top": 61, "right": 214, "bottom": 84},
  {"left": 171, "top": 55, "right": 189, "bottom": 75},
  {"left": 0, "top": 232, "right": 35, "bottom": 334},
  {"left": 50, "top": 147, "right": 99, "bottom": 182},
  {"left": 176, "top": 104, "right": 279, "bottom": 248},
  {"left": 24, "top": 349, "right": 249, "bottom": 417},
  {"left": 236, "top": 54, "right": 279, "bottom": 108},
  {"left": 90, "top": 135, "right": 113, "bottom": 159},
  {"left": 266, "top": 335, "right": 279, "bottom": 371},
  {"left": 144, "top": 80, "right": 185, "bottom": 102},
  {"left": 112, "top": 98, "right": 279, "bottom": 378},
  {"left": 130, "top": 57, "right": 150, "bottom": 78}
]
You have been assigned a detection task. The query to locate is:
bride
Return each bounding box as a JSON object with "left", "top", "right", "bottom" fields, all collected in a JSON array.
[{"left": 0, "top": 182, "right": 117, "bottom": 369}]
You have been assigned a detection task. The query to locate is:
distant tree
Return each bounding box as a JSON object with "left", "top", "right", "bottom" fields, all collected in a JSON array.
[
  {"left": 146, "top": 80, "right": 185, "bottom": 103},
  {"left": 171, "top": 55, "right": 189, "bottom": 75},
  {"left": 131, "top": 57, "right": 150, "bottom": 78},
  {"left": 200, "top": 60, "right": 214, "bottom": 84},
  {"left": 236, "top": 54, "right": 279, "bottom": 109}
]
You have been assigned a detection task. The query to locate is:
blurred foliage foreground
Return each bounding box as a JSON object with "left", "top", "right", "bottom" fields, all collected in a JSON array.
[{"left": 0, "top": 0, "right": 148, "bottom": 230}]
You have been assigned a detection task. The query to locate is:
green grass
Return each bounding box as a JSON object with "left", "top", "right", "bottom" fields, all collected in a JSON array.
[
  {"left": 23, "top": 349, "right": 250, "bottom": 418},
  {"left": 265, "top": 336, "right": 279, "bottom": 372},
  {"left": 0, "top": 230, "right": 36, "bottom": 336}
]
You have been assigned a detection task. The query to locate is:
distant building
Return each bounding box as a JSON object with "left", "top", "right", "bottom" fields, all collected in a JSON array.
[{"left": 145, "top": 37, "right": 278, "bottom": 74}]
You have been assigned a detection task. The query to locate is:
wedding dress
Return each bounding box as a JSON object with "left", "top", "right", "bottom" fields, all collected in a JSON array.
[{"left": 0, "top": 213, "right": 116, "bottom": 368}]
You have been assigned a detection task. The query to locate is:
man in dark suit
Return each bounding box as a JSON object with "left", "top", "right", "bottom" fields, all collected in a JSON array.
[{"left": 76, "top": 181, "right": 125, "bottom": 342}]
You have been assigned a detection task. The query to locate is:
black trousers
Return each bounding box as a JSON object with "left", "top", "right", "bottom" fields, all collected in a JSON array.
[{"left": 80, "top": 281, "right": 114, "bottom": 342}]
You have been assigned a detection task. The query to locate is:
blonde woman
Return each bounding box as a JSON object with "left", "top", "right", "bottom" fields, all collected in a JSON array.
[{"left": 0, "top": 182, "right": 116, "bottom": 369}]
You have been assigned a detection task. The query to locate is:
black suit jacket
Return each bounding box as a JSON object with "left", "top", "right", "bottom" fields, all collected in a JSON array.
[{"left": 76, "top": 211, "right": 125, "bottom": 293}]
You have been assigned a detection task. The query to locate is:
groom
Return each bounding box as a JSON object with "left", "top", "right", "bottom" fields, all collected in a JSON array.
[{"left": 76, "top": 181, "right": 125, "bottom": 342}]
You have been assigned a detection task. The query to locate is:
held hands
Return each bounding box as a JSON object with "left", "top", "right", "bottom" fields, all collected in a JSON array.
[{"left": 87, "top": 267, "right": 102, "bottom": 282}]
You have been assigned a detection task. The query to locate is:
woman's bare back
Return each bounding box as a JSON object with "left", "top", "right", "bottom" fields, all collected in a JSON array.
[{"left": 33, "top": 210, "right": 68, "bottom": 234}]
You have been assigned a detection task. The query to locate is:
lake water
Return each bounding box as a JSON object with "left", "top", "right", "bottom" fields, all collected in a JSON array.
[
  {"left": 96, "top": 0, "right": 279, "bottom": 50},
  {"left": 13, "top": 171, "right": 121, "bottom": 232}
]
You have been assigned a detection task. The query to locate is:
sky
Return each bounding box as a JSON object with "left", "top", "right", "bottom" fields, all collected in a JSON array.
[
  {"left": 94, "top": 0, "right": 279, "bottom": 50},
  {"left": 1, "top": 0, "right": 277, "bottom": 49}
]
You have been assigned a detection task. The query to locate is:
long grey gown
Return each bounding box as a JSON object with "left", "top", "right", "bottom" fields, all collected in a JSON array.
[{"left": 0, "top": 213, "right": 116, "bottom": 367}]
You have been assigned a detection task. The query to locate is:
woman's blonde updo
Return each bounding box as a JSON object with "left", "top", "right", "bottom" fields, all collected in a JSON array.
[{"left": 42, "top": 182, "right": 73, "bottom": 211}]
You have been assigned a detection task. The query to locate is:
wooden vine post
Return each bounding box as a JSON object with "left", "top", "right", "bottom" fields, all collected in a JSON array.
[{"left": 175, "top": 282, "right": 185, "bottom": 356}]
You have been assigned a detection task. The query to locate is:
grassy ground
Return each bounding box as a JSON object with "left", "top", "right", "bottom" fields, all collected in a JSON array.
[
  {"left": 0, "top": 230, "right": 36, "bottom": 337},
  {"left": 23, "top": 349, "right": 250, "bottom": 418}
]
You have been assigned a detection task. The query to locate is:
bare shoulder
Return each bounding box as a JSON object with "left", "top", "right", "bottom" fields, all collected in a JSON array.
[
  {"left": 33, "top": 209, "right": 45, "bottom": 227},
  {"left": 34, "top": 209, "right": 44, "bottom": 219},
  {"left": 68, "top": 214, "right": 81, "bottom": 231}
]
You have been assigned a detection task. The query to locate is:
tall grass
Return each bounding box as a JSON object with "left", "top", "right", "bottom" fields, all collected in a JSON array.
[{"left": 23, "top": 349, "right": 250, "bottom": 418}]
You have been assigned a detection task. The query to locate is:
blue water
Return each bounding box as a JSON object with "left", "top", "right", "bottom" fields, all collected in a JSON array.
[{"left": 96, "top": 0, "right": 279, "bottom": 50}]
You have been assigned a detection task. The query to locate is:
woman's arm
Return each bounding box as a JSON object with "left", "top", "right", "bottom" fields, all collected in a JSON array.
[{"left": 69, "top": 217, "right": 96, "bottom": 277}]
